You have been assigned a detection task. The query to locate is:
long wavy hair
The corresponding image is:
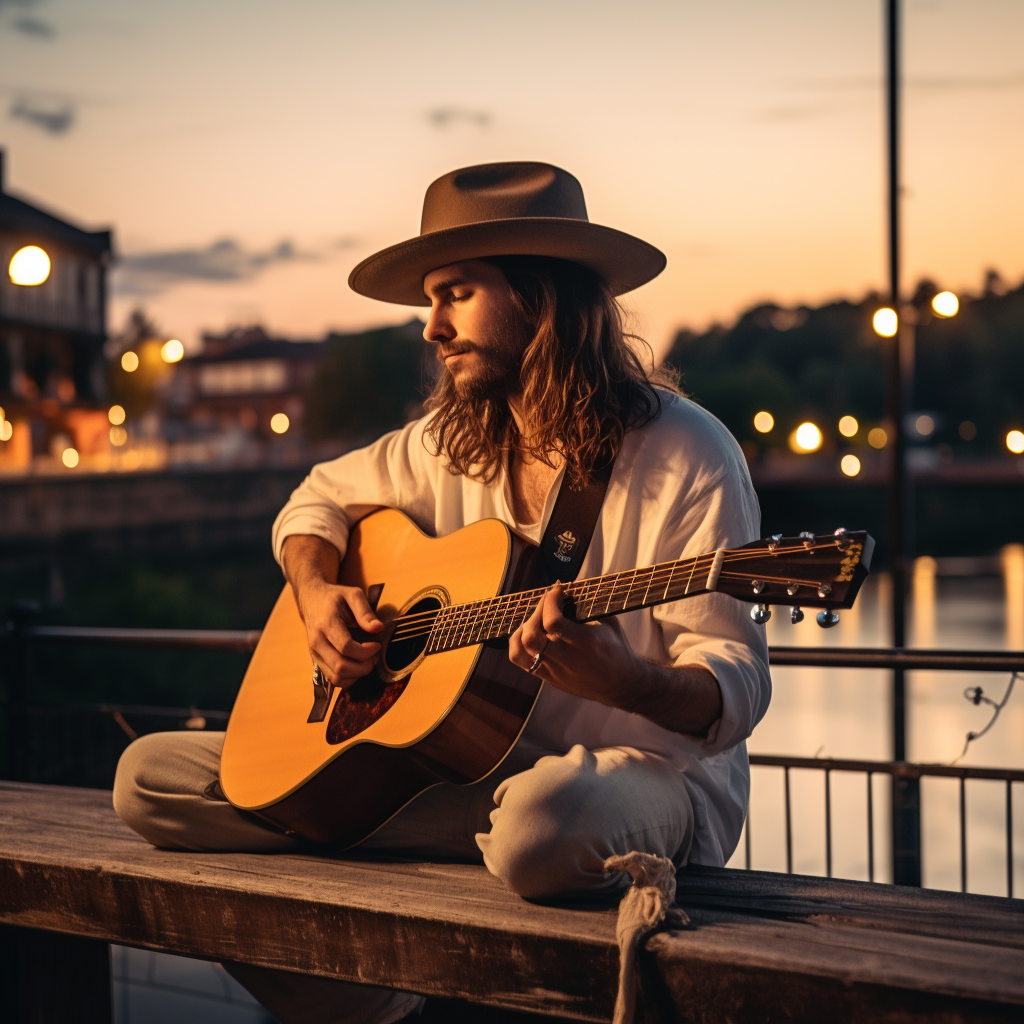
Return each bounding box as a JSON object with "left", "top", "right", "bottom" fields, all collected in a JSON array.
[{"left": 423, "top": 255, "right": 680, "bottom": 488}]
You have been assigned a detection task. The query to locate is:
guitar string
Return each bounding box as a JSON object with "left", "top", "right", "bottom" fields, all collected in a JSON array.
[
  {"left": 387, "top": 568, "right": 838, "bottom": 647},
  {"left": 387, "top": 561, "right": 845, "bottom": 643},
  {"left": 385, "top": 542, "right": 849, "bottom": 639},
  {"left": 383, "top": 540, "right": 849, "bottom": 635}
]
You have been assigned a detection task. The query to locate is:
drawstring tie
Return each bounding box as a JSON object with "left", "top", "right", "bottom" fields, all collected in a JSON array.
[{"left": 603, "top": 852, "right": 690, "bottom": 1024}]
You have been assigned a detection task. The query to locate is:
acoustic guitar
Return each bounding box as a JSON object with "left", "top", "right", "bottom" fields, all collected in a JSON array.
[{"left": 221, "top": 508, "right": 873, "bottom": 846}]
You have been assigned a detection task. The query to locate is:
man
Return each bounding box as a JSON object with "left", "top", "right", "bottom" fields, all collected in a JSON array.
[{"left": 114, "top": 161, "right": 771, "bottom": 1024}]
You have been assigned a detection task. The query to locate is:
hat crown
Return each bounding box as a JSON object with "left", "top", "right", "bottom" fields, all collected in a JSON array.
[{"left": 420, "top": 161, "right": 589, "bottom": 235}]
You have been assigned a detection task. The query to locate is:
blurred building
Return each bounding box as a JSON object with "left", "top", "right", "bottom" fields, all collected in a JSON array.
[
  {"left": 166, "top": 325, "right": 324, "bottom": 440},
  {"left": 0, "top": 150, "right": 113, "bottom": 470}
]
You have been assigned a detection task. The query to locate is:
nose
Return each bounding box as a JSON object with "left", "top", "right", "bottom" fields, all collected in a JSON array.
[{"left": 423, "top": 301, "right": 455, "bottom": 344}]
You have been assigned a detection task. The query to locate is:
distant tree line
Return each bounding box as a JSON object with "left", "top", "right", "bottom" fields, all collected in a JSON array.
[
  {"left": 664, "top": 273, "right": 1024, "bottom": 457},
  {"left": 303, "top": 319, "right": 434, "bottom": 442}
]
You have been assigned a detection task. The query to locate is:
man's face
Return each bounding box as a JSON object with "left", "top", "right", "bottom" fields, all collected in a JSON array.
[{"left": 423, "top": 260, "right": 528, "bottom": 401}]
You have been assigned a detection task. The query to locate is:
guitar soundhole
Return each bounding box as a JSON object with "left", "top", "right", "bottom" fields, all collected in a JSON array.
[{"left": 382, "top": 595, "right": 440, "bottom": 675}]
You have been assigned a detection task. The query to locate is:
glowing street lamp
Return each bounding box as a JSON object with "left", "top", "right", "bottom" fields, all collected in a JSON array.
[
  {"left": 840, "top": 454, "right": 862, "bottom": 477},
  {"left": 790, "top": 421, "right": 823, "bottom": 453},
  {"left": 873, "top": 307, "right": 898, "bottom": 338},
  {"left": 931, "top": 290, "right": 959, "bottom": 318},
  {"left": 839, "top": 415, "right": 859, "bottom": 437},
  {"left": 161, "top": 339, "right": 184, "bottom": 363},
  {"left": 9, "top": 245, "right": 51, "bottom": 286}
]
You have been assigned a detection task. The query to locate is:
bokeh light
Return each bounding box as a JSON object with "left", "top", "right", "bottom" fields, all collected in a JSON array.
[
  {"left": 872, "top": 307, "right": 898, "bottom": 338},
  {"left": 868, "top": 427, "right": 888, "bottom": 449},
  {"left": 753, "top": 410, "right": 774, "bottom": 433},
  {"left": 109, "top": 426, "right": 128, "bottom": 446},
  {"left": 791, "top": 421, "right": 822, "bottom": 453},
  {"left": 959, "top": 421, "right": 977, "bottom": 441},
  {"left": 61, "top": 447, "right": 80, "bottom": 468},
  {"left": 161, "top": 339, "right": 185, "bottom": 363},
  {"left": 1007, "top": 430, "right": 1024, "bottom": 455},
  {"left": 915, "top": 414, "right": 935, "bottom": 437},
  {"left": 838, "top": 415, "right": 858, "bottom": 437},
  {"left": 108, "top": 405, "right": 126, "bottom": 426},
  {"left": 270, "top": 412, "right": 290, "bottom": 434},
  {"left": 840, "top": 454, "right": 862, "bottom": 477},
  {"left": 9, "top": 245, "right": 51, "bottom": 286},
  {"left": 931, "top": 291, "right": 959, "bottom": 318},
  {"left": 0, "top": 420, "right": 12, "bottom": 442},
  {"left": 121, "top": 351, "right": 139, "bottom": 372}
]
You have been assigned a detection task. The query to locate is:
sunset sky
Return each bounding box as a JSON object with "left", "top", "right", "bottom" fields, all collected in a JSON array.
[{"left": 2, "top": 0, "right": 1022, "bottom": 356}]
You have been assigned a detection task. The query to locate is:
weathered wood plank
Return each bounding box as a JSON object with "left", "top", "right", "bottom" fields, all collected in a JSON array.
[{"left": 2, "top": 781, "right": 1023, "bottom": 1024}]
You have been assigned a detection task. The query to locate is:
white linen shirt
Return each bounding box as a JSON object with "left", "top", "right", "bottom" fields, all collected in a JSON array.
[{"left": 272, "top": 392, "right": 771, "bottom": 866}]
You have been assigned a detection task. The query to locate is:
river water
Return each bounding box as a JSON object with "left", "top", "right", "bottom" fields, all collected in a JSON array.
[{"left": 729, "top": 548, "right": 1024, "bottom": 896}]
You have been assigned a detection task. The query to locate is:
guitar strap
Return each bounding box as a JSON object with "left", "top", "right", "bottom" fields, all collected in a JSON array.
[{"left": 512, "top": 455, "right": 615, "bottom": 592}]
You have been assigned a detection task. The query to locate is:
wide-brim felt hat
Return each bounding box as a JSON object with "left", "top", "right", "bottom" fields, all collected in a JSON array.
[{"left": 348, "top": 161, "right": 666, "bottom": 306}]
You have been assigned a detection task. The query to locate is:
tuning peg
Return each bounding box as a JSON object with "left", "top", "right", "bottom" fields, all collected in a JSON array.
[
  {"left": 833, "top": 527, "right": 851, "bottom": 550},
  {"left": 767, "top": 533, "right": 783, "bottom": 553},
  {"left": 816, "top": 609, "right": 840, "bottom": 628},
  {"left": 750, "top": 603, "right": 771, "bottom": 624},
  {"left": 790, "top": 607, "right": 804, "bottom": 624},
  {"left": 800, "top": 531, "right": 816, "bottom": 551}
]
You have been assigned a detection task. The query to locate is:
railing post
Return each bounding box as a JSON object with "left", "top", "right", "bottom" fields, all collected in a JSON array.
[
  {"left": 3, "top": 601, "right": 40, "bottom": 782},
  {"left": 892, "top": 771, "right": 922, "bottom": 886}
]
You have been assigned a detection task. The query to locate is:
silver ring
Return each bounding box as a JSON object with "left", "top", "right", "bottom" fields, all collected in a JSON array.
[{"left": 528, "top": 639, "right": 549, "bottom": 674}]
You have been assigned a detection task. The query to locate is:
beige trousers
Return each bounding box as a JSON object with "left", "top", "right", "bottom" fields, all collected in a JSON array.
[{"left": 113, "top": 731, "right": 694, "bottom": 1024}]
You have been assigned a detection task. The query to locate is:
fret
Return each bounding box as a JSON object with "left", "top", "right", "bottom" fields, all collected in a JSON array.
[
  {"left": 621, "top": 568, "right": 641, "bottom": 611},
  {"left": 640, "top": 565, "right": 656, "bottom": 608},
  {"left": 682, "top": 556, "right": 698, "bottom": 596},
  {"left": 427, "top": 607, "right": 449, "bottom": 654},
  {"left": 601, "top": 575, "right": 617, "bottom": 616},
  {"left": 663, "top": 561, "right": 678, "bottom": 601}
]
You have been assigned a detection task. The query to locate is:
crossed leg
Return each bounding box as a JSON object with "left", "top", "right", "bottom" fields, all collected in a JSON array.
[{"left": 114, "top": 732, "right": 694, "bottom": 1024}]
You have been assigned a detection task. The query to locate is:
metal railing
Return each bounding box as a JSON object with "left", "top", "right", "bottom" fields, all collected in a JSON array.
[
  {"left": 745, "top": 754, "right": 1022, "bottom": 896},
  {"left": 3, "top": 614, "right": 1023, "bottom": 895}
]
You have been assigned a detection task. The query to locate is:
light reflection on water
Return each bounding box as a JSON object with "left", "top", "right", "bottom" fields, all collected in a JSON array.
[{"left": 729, "top": 555, "right": 1024, "bottom": 896}]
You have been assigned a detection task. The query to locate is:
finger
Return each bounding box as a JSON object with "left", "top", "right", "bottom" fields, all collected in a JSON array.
[
  {"left": 343, "top": 587, "right": 383, "bottom": 631},
  {"left": 541, "top": 583, "right": 587, "bottom": 643},
  {"left": 508, "top": 630, "right": 534, "bottom": 671},
  {"left": 520, "top": 597, "right": 549, "bottom": 654},
  {"left": 338, "top": 636, "right": 381, "bottom": 662}
]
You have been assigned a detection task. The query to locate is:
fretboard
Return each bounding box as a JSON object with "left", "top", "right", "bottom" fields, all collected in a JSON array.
[{"left": 422, "top": 550, "right": 723, "bottom": 655}]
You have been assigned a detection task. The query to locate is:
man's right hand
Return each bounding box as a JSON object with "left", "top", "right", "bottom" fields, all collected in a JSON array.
[{"left": 281, "top": 535, "right": 383, "bottom": 689}]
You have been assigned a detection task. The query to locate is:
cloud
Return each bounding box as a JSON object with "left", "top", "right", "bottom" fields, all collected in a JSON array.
[
  {"left": 9, "top": 93, "right": 74, "bottom": 134},
  {"left": 426, "top": 106, "right": 491, "bottom": 129},
  {"left": 12, "top": 14, "right": 55, "bottom": 37},
  {"left": 752, "top": 104, "right": 836, "bottom": 123},
  {"left": 113, "top": 238, "right": 316, "bottom": 297}
]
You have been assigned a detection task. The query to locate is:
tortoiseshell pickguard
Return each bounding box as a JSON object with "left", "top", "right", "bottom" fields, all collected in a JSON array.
[{"left": 325, "top": 671, "right": 410, "bottom": 745}]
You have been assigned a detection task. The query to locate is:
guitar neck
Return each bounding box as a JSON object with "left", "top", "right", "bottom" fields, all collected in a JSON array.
[{"left": 424, "top": 550, "right": 722, "bottom": 655}]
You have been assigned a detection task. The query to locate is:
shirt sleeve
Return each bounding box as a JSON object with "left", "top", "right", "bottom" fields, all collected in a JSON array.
[
  {"left": 271, "top": 416, "right": 440, "bottom": 566},
  {"left": 650, "top": 440, "right": 772, "bottom": 757}
]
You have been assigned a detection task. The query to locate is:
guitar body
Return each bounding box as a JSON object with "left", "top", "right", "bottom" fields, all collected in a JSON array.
[{"left": 220, "top": 508, "right": 543, "bottom": 847}]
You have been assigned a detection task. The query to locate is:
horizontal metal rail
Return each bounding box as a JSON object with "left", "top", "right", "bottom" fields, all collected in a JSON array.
[
  {"left": 9, "top": 626, "right": 1024, "bottom": 673},
  {"left": 11, "top": 625, "right": 262, "bottom": 652},
  {"left": 769, "top": 646, "right": 1024, "bottom": 672},
  {"left": 749, "top": 753, "right": 1024, "bottom": 783}
]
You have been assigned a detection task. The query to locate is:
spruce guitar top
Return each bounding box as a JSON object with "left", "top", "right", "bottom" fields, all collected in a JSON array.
[{"left": 221, "top": 508, "right": 873, "bottom": 846}]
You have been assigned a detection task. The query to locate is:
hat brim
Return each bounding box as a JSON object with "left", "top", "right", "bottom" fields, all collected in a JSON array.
[{"left": 348, "top": 218, "right": 666, "bottom": 306}]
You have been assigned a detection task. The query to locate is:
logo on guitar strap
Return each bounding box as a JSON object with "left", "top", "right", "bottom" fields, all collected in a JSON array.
[{"left": 553, "top": 529, "right": 577, "bottom": 563}]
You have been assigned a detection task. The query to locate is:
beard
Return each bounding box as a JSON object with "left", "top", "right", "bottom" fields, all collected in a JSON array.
[{"left": 436, "top": 318, "right": 528, "bottom": 403}]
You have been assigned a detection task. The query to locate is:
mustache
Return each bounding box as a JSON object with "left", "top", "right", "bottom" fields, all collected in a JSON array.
[{"left": 436, "top": 342, "right": 477, "bottom": 361}]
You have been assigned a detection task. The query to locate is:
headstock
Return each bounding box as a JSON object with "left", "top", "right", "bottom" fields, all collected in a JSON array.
[{"left": 716, "top": 529, "right": 874, "bottom": 627}]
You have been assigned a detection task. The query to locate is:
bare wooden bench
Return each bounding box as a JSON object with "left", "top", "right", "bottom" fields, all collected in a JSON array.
[{"left": 1, "top": 780, "right": 1023, "bottom": 1023}]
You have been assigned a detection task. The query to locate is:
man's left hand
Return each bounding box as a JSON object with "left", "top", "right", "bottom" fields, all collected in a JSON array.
[{"left": 508, "top": 582, "right": 641, "bottom": 707}]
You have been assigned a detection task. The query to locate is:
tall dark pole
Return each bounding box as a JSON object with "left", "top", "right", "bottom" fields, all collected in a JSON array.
[{"left": 886, "top": 0, "right": 921, "bottom": 886}]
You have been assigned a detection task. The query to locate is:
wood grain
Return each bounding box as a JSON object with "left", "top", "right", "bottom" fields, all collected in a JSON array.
[{"left": 2, "top": 782, "right": 1023, "bottom": 1023}]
